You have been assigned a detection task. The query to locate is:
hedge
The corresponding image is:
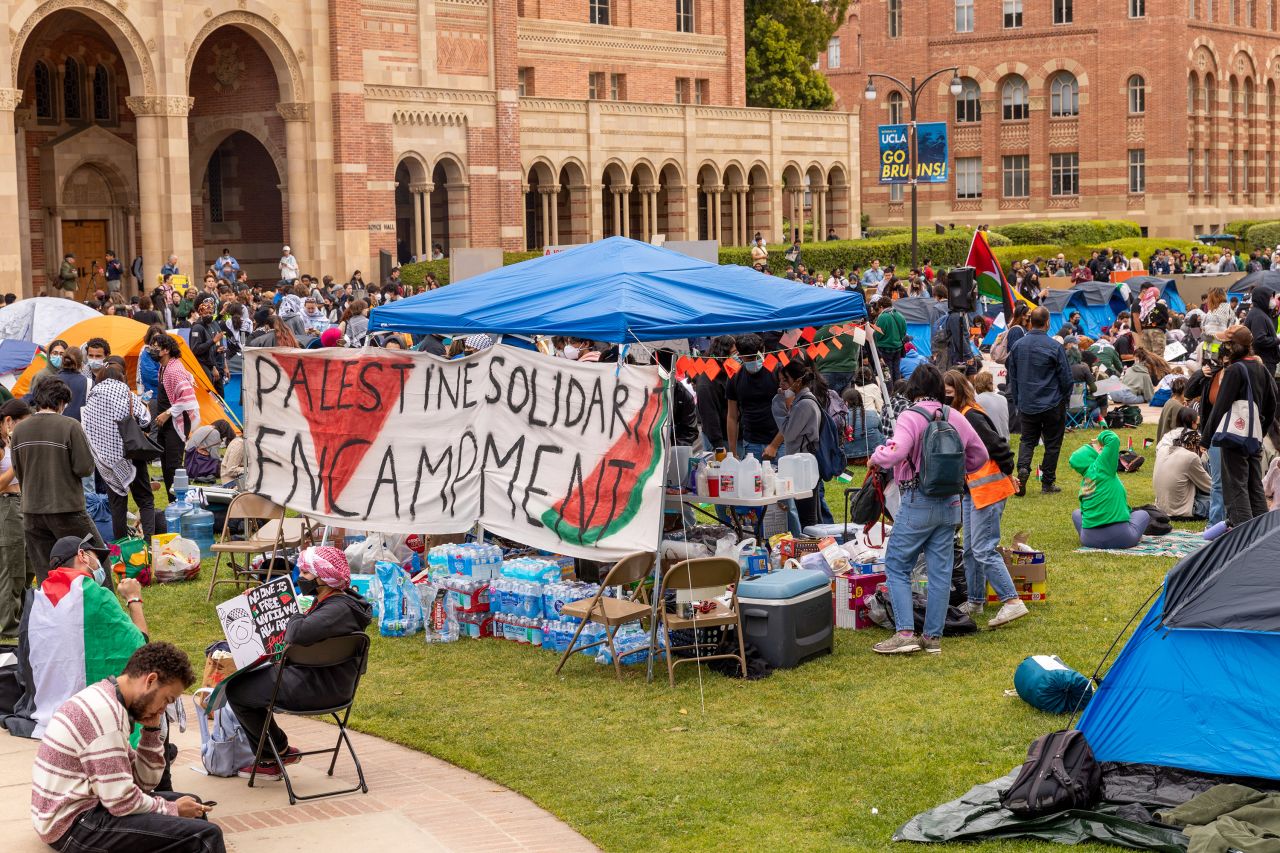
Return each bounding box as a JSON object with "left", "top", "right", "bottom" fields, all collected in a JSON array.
[
  {"left": 719, "top": 229, "right": 1010, "bottom": 275},
  {"left": 399, "top": 251, "right": 542, "bottom": 287},
  {"left": 1226, "top": 220, "right": 1266, "bottom": 242},
  {"left": 988, "top": 219, "right": 1141, "bottom": 246},
  {"left": 1245, "top": 222, "right": 1280, "bottom": 250},
  {"left": 991, "top": 245, "right": 1061, "bottom": 272},
  {"left": 1095, "top": 237, "right": 1202, "bottom": 258},
  {"left": 864, "top": 226, "right": 913, "bottom": 238}
]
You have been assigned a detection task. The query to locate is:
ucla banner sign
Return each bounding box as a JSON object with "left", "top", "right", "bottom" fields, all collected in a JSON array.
[{"left": 878, "top": 123, "right": 949, "bottom": 185}]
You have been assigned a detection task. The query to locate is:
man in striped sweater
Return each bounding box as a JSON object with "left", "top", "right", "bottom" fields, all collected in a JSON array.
[{"left": 31, "top": 642, "right": 224, "bottom": 853}]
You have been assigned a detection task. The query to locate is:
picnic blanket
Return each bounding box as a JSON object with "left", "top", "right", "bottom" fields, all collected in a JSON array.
[{"left": 1076, "top": 529, "right": 1207, "bottom": 559}]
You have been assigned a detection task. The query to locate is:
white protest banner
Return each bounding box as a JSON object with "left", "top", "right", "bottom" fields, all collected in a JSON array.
[{"left": 242, "top": 345, "right": 669, "bottom": 560}]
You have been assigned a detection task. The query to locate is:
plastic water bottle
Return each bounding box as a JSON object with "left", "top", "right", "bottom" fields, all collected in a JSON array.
[{"left": 164, "top": 468, "right": 193, "bottom": 533}]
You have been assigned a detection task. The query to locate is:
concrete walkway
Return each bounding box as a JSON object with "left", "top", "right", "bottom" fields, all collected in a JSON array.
[{"left": 2, "top": 696, "right": 597, "bottom": 853}]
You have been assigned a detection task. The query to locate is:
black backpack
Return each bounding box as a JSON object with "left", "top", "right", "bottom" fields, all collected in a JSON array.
[
  {"left": 1000, "top": 730, "right": 1103, "bottom": 817},
  {"left": 907, "top": 406, "right": 966, "bottom": 497}
]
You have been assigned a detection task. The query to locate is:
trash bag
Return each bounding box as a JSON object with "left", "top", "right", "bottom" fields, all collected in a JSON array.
[
  {"left": 881, "top": 587, "right": 978, "bottom": 636},
  {"left": 152, "top": 536, "right": 201, "bottom": 583}
]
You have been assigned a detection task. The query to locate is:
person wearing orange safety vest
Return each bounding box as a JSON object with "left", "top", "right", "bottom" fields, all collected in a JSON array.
[{"left": 943, "top": 370, "right": 1030, "bottom": 631}]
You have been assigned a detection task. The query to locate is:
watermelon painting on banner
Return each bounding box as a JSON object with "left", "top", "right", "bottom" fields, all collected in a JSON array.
[{"left": 242, "top": 346, "right": 669, "bottom": 560}]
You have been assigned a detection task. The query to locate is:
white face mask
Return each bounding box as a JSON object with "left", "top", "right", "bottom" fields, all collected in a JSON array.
[
  {"left": 563, "top": 346, "right": 580, "bottom": 361},
  {"left": 87, "top": 358, "right": 104, "bottom": 370}
]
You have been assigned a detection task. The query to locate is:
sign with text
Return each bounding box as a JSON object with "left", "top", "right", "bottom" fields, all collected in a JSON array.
[
  {"left": 215, "top": 577, "right": 300, "bottom": 669},
  {"left": 878, "top": 123, "right": 949, "bottom": 184},
  {"left": 243, "top": 346, "right": 668, "bottom": 560}
]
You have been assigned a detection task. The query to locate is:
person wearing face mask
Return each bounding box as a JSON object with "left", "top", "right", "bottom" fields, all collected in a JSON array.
[
  {"left": 81, "top": 366, "right": 158, "bottom": 542},
  {"left": 83, "top": 337, "right": 111, "bottom": 380},
  {"left": 726, "top": 333, "right": 783, "bottom": 461},
  {"left": 226, "top": 546, "right": 371, "bottom": 781},
  {"left": 187, "top": 297, "right": 225, "bottom": 396},
  {"left": 151, "top": 334, "right": 201, "bottom": 498},
  {"left": 0, "top": 398, "right": 34, "bottom": 638},
  {"left": 31, "top": 642, "right": 223, "bottom": 853},
  {"left": 28, "top": 339, "right": 70, "bottom": 399},
  {"left": 563, "top": 338, "right": 598, "bottom": 362}
]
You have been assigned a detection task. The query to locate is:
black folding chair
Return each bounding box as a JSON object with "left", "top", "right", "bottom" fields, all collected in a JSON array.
[{"left": 247, "top": 632, "right": 371, "bottom": 805}]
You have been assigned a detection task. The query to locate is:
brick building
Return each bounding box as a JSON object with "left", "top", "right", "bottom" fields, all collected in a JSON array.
[
  {"left": 822, "top": 0, "right": 1280, "bottom": 238},
  {"left": 0, "top": 0, "right": 859, "bottom": 297}
]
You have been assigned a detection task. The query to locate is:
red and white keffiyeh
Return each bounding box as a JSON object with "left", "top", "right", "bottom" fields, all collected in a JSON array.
[
  {"left": 296, "top": 546, "right": 351, "bottom": 590},
  {"left": 160, "top": 359, "right": 200, "bottom": 441}
]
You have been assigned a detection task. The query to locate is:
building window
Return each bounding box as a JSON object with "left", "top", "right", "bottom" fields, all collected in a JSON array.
[
  {"left": 1051, "top": 153, "right": 1079, "bottom": 196},
  {"left": 1269, "top": 0, "right": 1274, "bottom": 27},
  {"left": 1188, "top": 148, "right": 1195, "bottom": 192},
  {"left": 1128, "top": 149, "right": 1146, "bottom": 193},
  {"left": 1002, "top": 75, "right": 1029, "bottom": 121},
  {"left": 956, "top": 157, "right": 982, "bottom": 198},
  {"left": 518, "top": 67, "right": 531, "bottom": 97},
  {"left": 1189, "top": 0, "right": 1196, "bottom": 15},
  {"left": 887, "top": 91, "right": 904, "bottom": 124},
  {"left": 1244, "top": 78, "right": 1254, "bottom": 113},
  {"left": 63, "top": 57, "right": 83, "bottom": 121},
  {"left": 1003, "top": 0, "right": 1023, "bottom": 28},
  {"left": 33, "top": 61, "right": 53, "bottom": 120},
  {"left": 1206, "top": 0, "right": 1214, "bottom": 19},
  {"left": 827, "top": 37, "right": 841, "bottom": 69},
  {"left": 1203, "top": 149, "right": 1212, "bottom": 193},
  {"left": 1243, "top": 148, "right": 1250, "bottom": 194},
  {"left": 1128, "top": 75, "right": 1146, "bottom": 114},
  {"left": 610, "top": 73, "right": 624, "bottom": 101},
  {"left": 91, "top": 66, "right": 112, "bottom": 122},
  {"left": 208, "top": 150, "right": 224, "bottom": 224},
  {"left": 889, "top": 184, "right": 904, "bottom": 202},
  {"left": 1228, "top": 150, "right": 1236, "bottom": 193},
  {"left": 1054, "top": 0, "right": 1073, "bottom": 24},
  {"left": 589, "top": 72, "right": 604, "bottom": 99},
  {"left": 888, "top": 0, "right": 903, "bottom": 36},
  {"left": 1130, "top": 0, "right": 1146, "bottom": 15},
  {"left": 695, "top": 78, "right": 709, "bottom": 104},
  {"left": 675, "top": 78, "right": 688, "bottom": 104},
  {"left": 590, "top": 0, "right": 610, "bottom": 25},
  {"left": 956, "top": 0, "right": 975, "bottom": 32},
  {"left": 676, "top": 0, "right": 694, "bottom": 33},
  {"left": 1229, "top": 78, "right": 1238, "bottom": 116},
  {"left": 1247, "top": 0, "right": 1255, "bottom": 19},
  {"left": 1204, "top": 76, "right": 1215, "bottom": 116},
  {"left": 1230, "top": 0, "right": 1237, "bottom": 22},
  {"left": 955, "top": 77, "right": 981, "bottom": 122},
  {"left": 1050, "top": 73, "right": 1079, "bottom": 117},
  {"left": 1002, "top": 155, "right": 1029, "bottom": 197}
]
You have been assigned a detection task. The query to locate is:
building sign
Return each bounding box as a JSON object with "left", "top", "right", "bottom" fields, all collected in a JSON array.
[{"left": 878, "top": 123, "right": 949, "bottom": 184}]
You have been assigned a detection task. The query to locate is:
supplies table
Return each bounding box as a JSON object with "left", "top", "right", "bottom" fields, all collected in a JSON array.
[{"left": 664, "top": 489, "right": 813, "bottom": 540}]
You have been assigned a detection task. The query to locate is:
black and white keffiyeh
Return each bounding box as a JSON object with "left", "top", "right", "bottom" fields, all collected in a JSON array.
[{"left": 81, "top": 378, "right": 151, "bottom": 496}]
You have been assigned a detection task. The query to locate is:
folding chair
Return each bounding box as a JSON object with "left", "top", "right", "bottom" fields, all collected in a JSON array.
[
  {"left": 1064, "top": 381, "right": 1091, "bottom": 431},
  {"left": 659, "top": 557, "right": 747, "bottom": 685},
  {"left": 205, "top": 493, "right": 289, "bottom": 601},
  {"left": 247, "top": 632, "right": 371, "bottom": 805},
  {"left": 554, "top": 551, "right": 654, "bottom": 680}
]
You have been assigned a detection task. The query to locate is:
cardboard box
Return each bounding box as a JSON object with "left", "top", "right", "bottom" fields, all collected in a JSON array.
[
  {"left": 835, "top": 571, "right": 887, "bottom": 629},
  {"left": 989, "top": 548, "right": 1048, "bottom": 602}
]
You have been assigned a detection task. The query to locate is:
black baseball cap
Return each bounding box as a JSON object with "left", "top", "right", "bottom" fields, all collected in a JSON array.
[{"left": 48, "top": 534, "right": 109, "bottom": 570}]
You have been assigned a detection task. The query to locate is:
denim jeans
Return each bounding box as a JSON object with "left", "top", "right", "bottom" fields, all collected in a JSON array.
[
  {"left": 1207, "top": 446, "right": 1226, "bottom": 526},
  {"left": 883, "top": 488, "right": 961, "bottom": 636},
  {"left": 961, "top": 495, "right": 1017, "bottom": 605},
  {"left": 820, "top": 371, "right": 854, "bottom": 395},
  {"left": 51, "top": 791, "right": 224, "bottom": 853}
]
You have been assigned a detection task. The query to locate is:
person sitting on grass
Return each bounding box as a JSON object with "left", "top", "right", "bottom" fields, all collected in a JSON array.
[
  {"left": 1153, "top": 426, "right": 1212, "bottom": 520},
  {"left": 226, "top": 546, "right": 371, "bottom": 780},
  {"left": 1069, "top": 430, "right": 1151, "bottom": 549}
]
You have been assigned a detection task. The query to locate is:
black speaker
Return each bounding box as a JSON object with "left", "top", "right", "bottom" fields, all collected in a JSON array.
[{"left": 946, "top": 266, "right": 976, "bottom": 312}]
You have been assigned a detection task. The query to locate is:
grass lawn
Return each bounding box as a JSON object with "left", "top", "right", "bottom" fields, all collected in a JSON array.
[{"left": 143, "top": 422, "right": 1182, "bottom": 852}]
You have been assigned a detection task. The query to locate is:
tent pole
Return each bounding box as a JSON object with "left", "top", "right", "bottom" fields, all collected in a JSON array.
[
  {"left": 863, "top": 324, "right": 895, "bottom": 432},
  {"left": 646, "top": 362, "right": 674, "bottom": 683}
]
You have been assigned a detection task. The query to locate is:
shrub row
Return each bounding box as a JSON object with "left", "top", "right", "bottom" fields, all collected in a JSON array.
[
  {"left": 399, "top": 251, "right": 543, "bottom": 287},
  {"left": 1244, "top": 222, "right": 1280, "bottom": 250},
  {"left": 988, "top": 219, "right": 1141, "bottom": 246},
  {"left": 719, "top": 229, "right": 1008, "bottom": 275}
]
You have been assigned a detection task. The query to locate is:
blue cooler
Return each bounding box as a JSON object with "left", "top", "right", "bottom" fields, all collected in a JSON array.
[{"left": 736, "top": 568, "right": 833, "bottom": 669}]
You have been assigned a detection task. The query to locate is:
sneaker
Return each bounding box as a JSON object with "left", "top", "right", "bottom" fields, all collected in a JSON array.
[
  {"left": 988, "top": 598, "right": 1029, "bottom": 628},
  {"left": 279, "top": 746, "right": 302, "bottom": 766},
  {"left": 1041, "top": 483, "right": 1062, "bottom": 495},
  {"left": 1015, "top": 476, "right": 1028, "bottom": 497},
  {"left": 238, "top": 760, "right": 284, "bottom": 780},
  {"left": 873, "top": 632, "right": 921, "bottom": 655},
  {"left": 957, "top": 600, "right": 985, "bottom": 617},
  {"left": 919, "top": 635, "right": 941, "bottom": 654}
]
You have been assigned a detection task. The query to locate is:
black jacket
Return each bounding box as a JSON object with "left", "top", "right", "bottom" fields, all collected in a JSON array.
[
  {"left": 963, "top": 406, "right": 1014, "bottom": 476},
  {"left": 1203, "top": 358, "right": 1278, "bottom": 448},
  {"left": 1245, "top": 285, "right": 1280, "bottom": 369},
  {"left": 671, "top": 381, "right": 699, "bottom": 447},
  {"left": 188, "top": 318, "right": 220, "bottom": 371},
  {"left": 276, "top": 591, "right": 373, "bottom": 707},
  {"left": 694, "top": 374, "right": 728, "bottom": 448}
]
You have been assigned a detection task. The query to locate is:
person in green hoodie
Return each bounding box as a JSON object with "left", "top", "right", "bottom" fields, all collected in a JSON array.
[
  {"left": 871, "top": 296, "right": 907, "bottom": 383},
  {"left": 1069, "top": 429, "right": 1150, "bottom": 549}
]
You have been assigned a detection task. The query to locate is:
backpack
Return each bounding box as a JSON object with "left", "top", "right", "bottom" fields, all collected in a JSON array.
[
  {"left": 1133, "top": 503, "right": 1172, "bottom": 535},
  {"left": 990, "top": 331, "right": 1010, "bottom": 364},
  {"left": 906, "top": 406, "right": 966, "bottom": 497},
  {"left": 194, "top": 689, "right": 256, "bottom": 777},
  {"left": 803, "top": 394, "right": 847, "bottom": 481},
  {"left": 1000, "top": 730, "right": 1103, "bottom": 818}
]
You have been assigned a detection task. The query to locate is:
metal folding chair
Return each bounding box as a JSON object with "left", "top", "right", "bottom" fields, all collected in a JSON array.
[
  {"left": 247, "top": 632, "right": 371, "bottom": 805},
  {"left": 554, "top": 551, "right": 654, "bottom": 680}
]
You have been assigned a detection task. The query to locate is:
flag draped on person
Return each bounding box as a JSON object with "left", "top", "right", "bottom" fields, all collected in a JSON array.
[{"left": 966, "top": 229, "right": 1033, "bottom": 320}]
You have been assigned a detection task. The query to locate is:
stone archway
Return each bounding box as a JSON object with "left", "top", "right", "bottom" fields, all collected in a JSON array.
[
  {"left": 696, "top": 163, "right": 721, "bottom": 242},
  {"left": 827, "top": 164, "right": 850, "bottom": 240},
  {"left": 556, "top": 160, "right": 589, "bottom": 245},
  {"left": 58, "top": 160, "right": 132, "bottom": 299},
  {"left": 524, "top": 160, "right": 556, "bottom": 250},
  {"left": 628, "top": 161, "right": 657, "bottom": 243},
  {"left": 194, "top": 131, "right": 284, "bottom": 281},
  {"left": 395, "top": 154, "right": 429, "bottom": 263},
  {"left": 747, "top": 163, "right": 771, "bottom": 243},
  {"left": 720, "top": 162, "right": 747, "bottom": 246},
  {"left": 430, "top": 155, "right": 468, "bottom": 254},
  {"left": 601, "top": 161, "right": 628, "bottom": 238},
  {"left": 656, "top": 162, "right": 685, "bottom": 241}
]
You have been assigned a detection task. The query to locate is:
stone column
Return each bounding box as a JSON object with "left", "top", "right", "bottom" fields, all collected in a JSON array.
[
  {"left": 729, "top": 190, "right": 739, "bottom": 247},
  {"left": 420, "top": 182, "right": 434, "bottom": 258},
  {"left": 0, "top": 89, "right": 23, "bottom": 293},
  {"left": 408, "top": 183, "right": 427, "bottom": 259},
  {"left": 620, "top": 187, "right": 632, "bottom": 238},
  {"left": 547, "top": 184, "right": 561, "bottom": 245},
  {"left": 125, "top": 206, "right": 137, "bottom": 283},
  {"left": 128, "top": 96, "right": 194, "bottom": 281},
  {"left": 610, "top": 188, "right": 623, "bottom": 237},
  {"left": 814, "top": 185, "right": 827, "bottom": 241},
  {"left": 277, "top": 103, "right": 313, "bottom": 266},
  {"left": 709, "top": 185, "right": 723, "bottom": 245}
]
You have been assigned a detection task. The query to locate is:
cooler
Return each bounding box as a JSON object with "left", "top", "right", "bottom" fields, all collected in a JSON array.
[{"left": 736, "top": 568, "right": 833, "bottom": 668}]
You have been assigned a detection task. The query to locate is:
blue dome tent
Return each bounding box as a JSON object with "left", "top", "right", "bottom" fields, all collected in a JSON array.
[
  {"left": 889, "top": 296, "right": 947, "bottom": 357},
  {"left": 1123, "top": 275, "right": 1185, "bottom": 313},
  {"left": 1068, "top": 280, "right": 1130, "bottom": 338},
  {"left": 1042, "top": 288, "right": 1090, "bottom": 338}
]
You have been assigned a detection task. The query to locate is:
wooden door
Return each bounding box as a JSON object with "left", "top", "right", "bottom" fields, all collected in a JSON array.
[{"left": 60, "top": 219, "right": 108, "bottom": 301}]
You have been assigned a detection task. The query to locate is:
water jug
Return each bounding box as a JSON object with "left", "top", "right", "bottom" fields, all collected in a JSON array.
[
  {"left": 737, "top": 454, "right": 764, "bottom": 498},
  {"left": 718, "top": 455, "right": 740, "bottom": 498},
  {"left": 180, "top": 504, "right": 217, "bottom": 560}
]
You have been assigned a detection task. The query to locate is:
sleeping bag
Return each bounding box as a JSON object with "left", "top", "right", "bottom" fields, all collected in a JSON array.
[{"left": 1014, "top": 654, "right": 1095, "bottom": 714}]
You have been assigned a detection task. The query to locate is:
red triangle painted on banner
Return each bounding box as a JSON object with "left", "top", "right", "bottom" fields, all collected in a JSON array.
[{"left": 270, "top": 352, "right": 414, "bottom": 514}]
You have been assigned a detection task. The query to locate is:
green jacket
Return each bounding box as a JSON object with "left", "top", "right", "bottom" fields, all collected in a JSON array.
[
  {"left": 1069, "top": 430, "right": 1130, "bottom": 528},
  {"left": 1089, "top": 342, "right": 1123, "bottom": 376},
  {"left": 58, "top": 260, "right": 78, "bottom": 289},
  {"left": 874, "top": 307, "right": 906, "bottom": 351},
  {"left": 814, "top": 325, "right": 860, "bottom": 373}
]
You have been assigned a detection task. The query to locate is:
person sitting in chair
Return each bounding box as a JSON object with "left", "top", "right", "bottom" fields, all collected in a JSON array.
[
  {"left": 226, "top": 546, "right": 371, "bottom": 780},
  {"left": 1069, "top": 430, "right": 1150, "bottom": 549}
]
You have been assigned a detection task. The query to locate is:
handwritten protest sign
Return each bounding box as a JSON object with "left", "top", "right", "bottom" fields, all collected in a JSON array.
[
  {"left": 242, "top": 345, "right": 668, "bottom": 560},
  {"left": 215, "top": 577, "right": 300, "bottom": 668}
]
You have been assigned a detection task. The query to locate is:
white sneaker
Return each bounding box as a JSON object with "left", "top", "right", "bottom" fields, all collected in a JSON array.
[
  {"left": 988, "top": 599, "right": 1029, "bottom": 628},
  {"left": 957, "top": 600, "right": 985, "bottom": 617}
]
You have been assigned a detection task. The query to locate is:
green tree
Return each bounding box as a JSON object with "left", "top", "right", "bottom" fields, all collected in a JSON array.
[{"left": 744, "top": 0, "right": 850, "bottom": 110}]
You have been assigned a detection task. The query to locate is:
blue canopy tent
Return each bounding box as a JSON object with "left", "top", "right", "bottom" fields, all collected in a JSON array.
[
  {"left": 1078, "top": 511, "right": 1280, "bottom": 780},
  {"left": 891, "top": 296, "right": 947, "bottom": 357},
  {"left": 1122, "top": 275, "right": 1185, "bottom": 313},
  {"left": 0, "top": 340, "right": 38, "bottom": 379},
  {"left": 369, "top": 237, "right": 867, "bottom": 342},
  {"left": 1067, "top": 280, "right": 1129, "bottom": 338}
]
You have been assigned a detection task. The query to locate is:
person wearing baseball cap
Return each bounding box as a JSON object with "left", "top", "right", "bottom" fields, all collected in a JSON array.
[
  {"left": 42, "top": 533, "right": 148, "bottom": 638},
  {"left": 1202, "top": 324, "right": 1278, "bottom": 529},
  {"left": 224, "top": 546, "right": 371, "bottom": 780}
]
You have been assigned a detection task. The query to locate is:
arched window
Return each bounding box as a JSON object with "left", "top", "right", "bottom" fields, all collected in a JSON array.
[
  {"left": 1128, "top": 74, "right": 1146, "bottom": 114},
  {"left": 33, "top": 60, "right": 54, "bottom": 120},
  {"left": 1002, "top": 75, "right": 1029, "bottom": 121},
  {"left": 955, "top": 77, "right": 981, "bottom": 123},
  {"left": 1204, "top": 74, "right": 1215, "bottom": 116},
  {"left": 1049, "top": 72, "right": 1079, "bottom": 117},
  {"left": 63, "top": 57, "right": 83, "bottom": 121},
  {"left": 1229, "top": 77, "right": 1238, "bottom": 116},
  {"left": 887, "top": 91, "right": 904, "bottom": 124},
  {"left": 92, "top": 65, "right": 112, "bottom": 122},
  {"left": 1244, "top": 77, "right": 1254, "bottom": 114},
  {"left": 1188, "top": 72, "right": 1198, "bottom": 114}
]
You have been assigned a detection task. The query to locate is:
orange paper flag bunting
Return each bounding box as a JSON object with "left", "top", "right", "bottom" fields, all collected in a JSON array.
[
  {"left": 675, "top": 356, "right": 694, "bottom": 377},
  {"left": 777, "top": 351, "right": 791, "bottom": 366},
  {"left": 806, "top": 344, "right": 820, "bottom": 359},
  {"left": 829, "top": 337, "right": 843, "bottom": 350},
  {"left": 721, "top": 358, "right": 738, "bottom": 378},
  {"left": 800, "top": 326, "right": 818, "bottom": 343},
  {"left": 815, "top": 342, "right": 830, "bottom": 358},
  {"left": 763, "top": 353, "right": 779, "bottom": 371},
  {"left": 829, "top": 325, "right": 844, "bottom": 336}
]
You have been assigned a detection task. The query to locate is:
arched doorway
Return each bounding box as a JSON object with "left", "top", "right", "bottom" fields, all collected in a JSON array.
[
  {"left": 601, "top": 163, "right": 628, "bottom": 238},
  {"left": 657, "top": 162, "right": 685, "bottom": 240},
  {"left": 781, "top": 164, "right": 804, "bottom": 244},
  {"left": 556, "top": 161, "right": 589, "bottom": 245},
  {"left": 524, "top": 161, "right": 556, "bottom": 251},
  {"left": 195, "top": 131, "right": 284, "bottom": 279},
  {"left": 805, "top": 164, "right": 827, "bottom": 242},
  {"left": 747, "top": 164, "right": 771, "bottom": 243},
  {"left": 15, "top": 8, "right": 142, "bottom": 295},
  {"left": 430, "top": 157, "right": 468, "bottom": 255},
  {"left": 394, "top": 156, "right": 429, "bottom": 264},
  {"left": 721, "top": 163, "right": 747, "bottom": 246},
  {"left": 696, "top": 164, "right": 721, "bottom": 242},
  {"left": 827, "top": 164, "right": 851, "bottom": 240},
  {"left": 629, "top": 162, "right": 657, "bottom": 243}
]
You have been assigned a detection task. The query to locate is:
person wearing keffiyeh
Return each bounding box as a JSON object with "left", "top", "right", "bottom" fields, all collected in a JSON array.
[
  {"left": 81, "top": 367, "right": 158, "bottom": 541},
  {"left": 150, "top": 334, "right": 200, "bottom": 499}
]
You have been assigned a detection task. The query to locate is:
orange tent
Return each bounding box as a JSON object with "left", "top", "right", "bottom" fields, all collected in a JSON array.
[{"left": 11, "top": 315, "right": 238, "bottom": 429}]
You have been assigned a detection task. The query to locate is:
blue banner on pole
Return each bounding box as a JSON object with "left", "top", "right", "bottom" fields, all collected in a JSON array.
[{"left": 878, "top": 123, "right": 949, "bottom": 184}]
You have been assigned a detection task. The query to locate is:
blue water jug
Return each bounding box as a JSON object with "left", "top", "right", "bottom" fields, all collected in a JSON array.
[
  {"left": 180, "top": 505, "right": 216, "bottom": 560},
  {"left": 164, "top": 491, "right": 192, "bottom": 535}
]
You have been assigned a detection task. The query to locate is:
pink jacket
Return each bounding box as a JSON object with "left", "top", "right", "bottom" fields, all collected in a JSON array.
[{"left": 870, "top": 400, "right": 989, "bottom": 484}]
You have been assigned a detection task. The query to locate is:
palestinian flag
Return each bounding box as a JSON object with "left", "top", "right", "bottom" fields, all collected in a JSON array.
[
  {"left": 966, "top": 230, "right": 1033, "bottom": 320},
  {"left": 8, "top": 574, "right": 145, "bottom": 738}
]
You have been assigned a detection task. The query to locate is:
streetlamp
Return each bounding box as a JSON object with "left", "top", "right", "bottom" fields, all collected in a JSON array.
[{"left": 865, "top": 68, "right": 962, "bottom": 270}]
